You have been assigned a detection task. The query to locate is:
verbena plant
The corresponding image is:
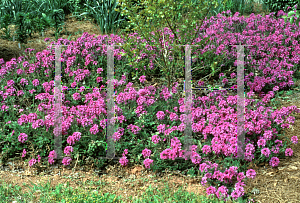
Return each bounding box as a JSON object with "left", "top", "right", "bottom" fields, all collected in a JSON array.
[{"left": 1, "top": 1, "right": 300, "bottom": 203}]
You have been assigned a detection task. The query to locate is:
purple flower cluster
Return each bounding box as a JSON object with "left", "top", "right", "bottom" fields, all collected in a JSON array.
[{"left": 119, "top": 149, "right": 129, "bottom": 167}]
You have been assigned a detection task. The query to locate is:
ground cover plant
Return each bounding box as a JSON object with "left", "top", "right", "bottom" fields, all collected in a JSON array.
[{"left": 1, "top": 0, "right": 300, "bottom": 202}]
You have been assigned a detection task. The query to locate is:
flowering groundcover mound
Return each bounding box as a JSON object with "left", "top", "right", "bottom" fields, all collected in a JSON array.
[{"left": 1, "top": 10, "right": 300, "bottom": 202}]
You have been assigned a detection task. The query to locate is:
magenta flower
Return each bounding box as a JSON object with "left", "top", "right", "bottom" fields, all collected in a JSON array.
[
  {"left": 29, "top": 159, "right": 37, "bottom": 167},
  {"left": 64, "top": 146, "right": 73, "bottom": 156},
  {"left": 32, "top": 79, "right": 39, "bottom": 86},
  {"left": 291, "top": 136, "right": 298, "bottom": 144},
  {"left": 269, "top": 157, "right": 280, "bottom": 167},
  {"left": 285, "top": 148, "right": 293, "bottom": 157},
  {"left": 123, "top": 149, "right": 128, "bottom": 156},
  {"left": 18, "top": 133, "right": 28, "bottom": 143},
  {"left": 37, "top": 155, "right": 41, "bottom": 163},
  {"left": 206, "top": 186, "right": 217, "bottom": 197},
  {"left": 119, "top": 156, "right": 128, "bottom": 166},
  {"left": 139, "top": 75, "right": 146, "bottom": 83},
  {"left": 142, "top": 148, "right": 151, "bottom": 158},
  {"left": 246, "top": 169, "right": 256, "bottom": 179},
  {"left": 21, "top": 149, "right": 26, "bottom": 158},
  {"left": 156, "top": 111, "right": 165, "bottom": 120},
  {"left": 143, "top": 158, "right": 154, "bottom": 169},
  {"left": 261, "top": 148, "right": 271, "bottom": 158},
  {"left": 62, "top": 157, "right": 72, "bottom": 166},
  {"left": 67, "top": 136, "right": 76, "bottom": 145},
  {"left": 216, "top": 185, "right": 228, "bottom": 200},
  {"left": 151, "top": 134, "right": 161, "bottom": 144}
]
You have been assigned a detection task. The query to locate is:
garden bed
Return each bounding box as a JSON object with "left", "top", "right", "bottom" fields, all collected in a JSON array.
[{"left": 1, "top": 2, "right": 300, "bottom": 202}]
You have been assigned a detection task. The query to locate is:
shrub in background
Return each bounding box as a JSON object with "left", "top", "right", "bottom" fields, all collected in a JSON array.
[
  {"left": 116, "top": 0, "right": 224, "bottom": 89},
  {"left": 262, "top": 0, "right": 298, "bottom": 16},
  {"left": 281, "top": 0, "right": 300, "bottom": 27}
]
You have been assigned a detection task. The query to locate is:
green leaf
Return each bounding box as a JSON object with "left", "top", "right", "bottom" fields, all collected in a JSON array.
[
  {"left": 288, "top": 11, "right": 296, "bottom": 18},
  {"left": 290, "top": 17, "right": 295, "bottom": 24}
]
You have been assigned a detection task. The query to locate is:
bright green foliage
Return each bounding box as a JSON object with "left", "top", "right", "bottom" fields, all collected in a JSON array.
[
  {"left": 262, "top": 0, "right": 298, "bottom": 15},
  {"left": 281, "top": 0, "right": 300, "bottom": 27},
  {"left": 115, "top": 0, "right": 228, "bottom": 89},
  {"left": 81, "top": 0, "right": 127, "bottom": 35},
  {"left": 0, "top": 0, "right": 74, "bottom": 43}
]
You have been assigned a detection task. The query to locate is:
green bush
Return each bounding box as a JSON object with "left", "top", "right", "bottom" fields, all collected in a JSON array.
[{"left": 262, "top": 0, "right": 298, "bottom": 15}]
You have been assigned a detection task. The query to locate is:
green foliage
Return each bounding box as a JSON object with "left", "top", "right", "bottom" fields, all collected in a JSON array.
[
  {"left": 114, "top": 0, "right": 151, "bottom": 34},
  {"left": 31, "top": 13, "right": 53, "bottom": 35},
  {"left": 116, "top": 0, "right": 229, "bottom": 89},
  {"left": 222, "top": 0, "right": 252, "bottom": 16},
  {"left": 14, "top": 12, "right": 32, "bottom": 44},
  {"left": 49, "top": 9, "right": 65, "bottom": 41},
  {"left": 67, "top": 0, "right": 90, "bottom": 21},
  {"left": 262, "top": 0, "right": 298, "bottom": 15},
  {"left": 0, "top": 14, "right": 12, "bottom": 40},
  {"left": 205, "top": 0, "right": 230, "bottom": 17},
  {"left": 44, "top": 0, "right": 74, "bottom": 16},
  {"left": 0, "top": 0, "right": 73, "bottom": 43},
  {"left": 69, "top": 0, "right": 127, "bottom": 35},
  {"left": 281, "top": 0, "right": 300, "bottom": 27},
  {"left": 0, "top": 0, "right": 34, "bottom": 43}
]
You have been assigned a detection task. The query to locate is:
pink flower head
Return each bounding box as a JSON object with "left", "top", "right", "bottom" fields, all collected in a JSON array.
[
  {"left": 216, "top": 185, "right": 228, "bottom": 200},
  {"left": 139, "top": 75, "right": 146, "bottom": 83},
  {"left": 156, "top": 111, "right": 165, "bottom": 120},
  {"left": 142, "top": 148, "right": 152, "bottom": 158},
  {"left": 21, "top": 149, "right": 26, "bottom": 158},
  {"left": 285, "top": 148, "right": 293, "bottom": 157},
  {"left": 257, "top": 138, "right": 266, "bottom": 148},
  {"left": 261, "top": 147, "right": 271, "bottom": 158},
  {"left": 119, "top": 156, "right": 128, "bottom": 167},
  {"left": 18, "top": 133, "right": 28, "bottom": 143},
  {"left": 151, "top": 134, "right": 161, "bottom": 144},
  {"left": 123, "top": 149, "right": 128, "bottom": 156},
  {"left": 291, "top": 136, "right": 298, "bottom": 144},
  {"left": 273, "top": 86, "right": 279, "bottom": 91},
  {"left": 143, "top": 158, "right": 154, "bottom": 169},
  {"left": 62, "top": 157, "right": 72, "bottom": 166},
  {"left": 67, "top": 136, "right": 76, "bottom": 145},
  {"left": 7, "top": 80, "right": 15, "bottom": 87},
  {"left": 198, "top": 80, "right": 204, "bottom": 86},
  {"left": 206, "top": 186, "right": 217, "bottom": 197},
  {"left": 29, "top": 159, "right": 37, "bottom": 167},
  {"left": 246, "top": 169, "right": 256, "bottom": 179},
  {"left": 37, "top": 155, "right": 41, "bottom": 163},
  {"left": 32, "top": 79, "right": 40, "bottom": 87},
  {"left": 64, "top": 146, "right": 73, "bottom": 156},
  {"left": 48, "top": 149, "right": 56, "bottom": 157},
  {"left": 269, "top": 157, "right": 280, "bottom": 167},
  {"left": 73, "top": 132, "right": 82, "bottom": 141}
]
